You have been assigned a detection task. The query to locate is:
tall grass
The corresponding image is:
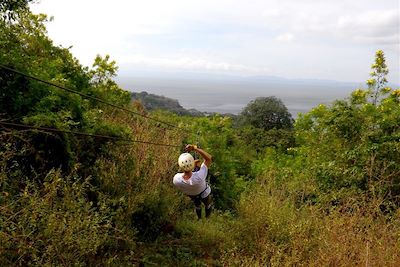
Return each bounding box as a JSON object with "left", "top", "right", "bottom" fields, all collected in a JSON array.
[
  {"left": 0, "top": 105, "right": 188, "bottom": 265},
  {"left": 219, "top": 179, "right": 400, "bottom": 266}
]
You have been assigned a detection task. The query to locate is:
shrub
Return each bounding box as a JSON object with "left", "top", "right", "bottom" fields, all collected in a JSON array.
[{"left": 0, "top": 171, "right": 113, "bottom": 265}]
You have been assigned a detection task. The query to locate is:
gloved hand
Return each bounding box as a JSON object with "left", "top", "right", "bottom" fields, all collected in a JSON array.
[{"left": 185, "top": 144, "right": 198, "bottom": 152}]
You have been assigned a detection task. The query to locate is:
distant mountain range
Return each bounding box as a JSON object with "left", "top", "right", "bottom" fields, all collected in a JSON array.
[{"left": 118, "top": 70, "right": 366, "bottom": 85}]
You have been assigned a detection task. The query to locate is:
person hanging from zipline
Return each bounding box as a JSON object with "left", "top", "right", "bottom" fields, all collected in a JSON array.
[{"left": 173, "top": 144, "right": 213, "bottom": 219}]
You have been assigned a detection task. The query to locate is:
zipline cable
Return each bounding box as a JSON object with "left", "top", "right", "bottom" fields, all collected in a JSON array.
[
  {"left": 0, "top": 64, "right": 182, "bottom": 130},
  {"left": 0, "top": 121, "right": 182, "bottom": 148}
]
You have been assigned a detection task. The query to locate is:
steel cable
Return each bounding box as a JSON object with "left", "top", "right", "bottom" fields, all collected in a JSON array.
[
  {"left": 0, "top": 121, "right": 182, "bottom": 148},
  {"left": 0, "top": 64, "right": 182, "bottom": 130}
]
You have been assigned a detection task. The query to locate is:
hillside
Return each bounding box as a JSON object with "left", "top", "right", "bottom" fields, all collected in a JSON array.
[
  {"left": 1, "top": 4, "right": 400, "bottom": 266},
  {"left": 131, "top": 91, "right": 204, "bottom": 116}
]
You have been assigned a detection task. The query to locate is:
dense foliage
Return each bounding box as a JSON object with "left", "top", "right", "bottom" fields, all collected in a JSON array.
[
  {"left": 0, "top": 0, "right": 33, "bottom": 20},
  {"left": 1, "top": 4, "right": 399, "bottom": 266},
  {"left": 237, "top": 96, "right": 294, "bottom": 130}
]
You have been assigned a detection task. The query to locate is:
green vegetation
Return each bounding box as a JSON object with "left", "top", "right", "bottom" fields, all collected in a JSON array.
[
  {"left": 1, "top": 4, "right": 399, "bottom": 266},
  {"left": 236, "top": 96, "right": 295, "bottom": 153},
  {"left": 131, "top": 91, "right": 204, "bottom": 116},
  {"left": 237, "top": 96, "right": 294, "bottom": 130}
]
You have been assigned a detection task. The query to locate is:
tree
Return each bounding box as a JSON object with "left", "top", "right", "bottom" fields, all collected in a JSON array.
[
  {"left": 367, "top": 50, "right": 389, "bottom": 105},
  {"left": 89, "top": 54, "right": 131, "bottom": 107},
  {"left": 293, "top": 50, "right": 400, "bottom": 203},
  {"left": 238, "top": 96, "right": 293, "bottom": 130},
  {"left": 0, "top": 0, "right": 34, "bottom": 20}
]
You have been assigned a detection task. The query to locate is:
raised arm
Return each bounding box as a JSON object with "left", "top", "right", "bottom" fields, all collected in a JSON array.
[{"left": 185, "top": 144, "right": 212, "bottom": 167}]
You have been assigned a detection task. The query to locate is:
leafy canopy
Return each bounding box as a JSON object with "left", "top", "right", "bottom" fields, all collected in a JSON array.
[{"left": 238, "top": 96, "right": 293, "bottom": 130}]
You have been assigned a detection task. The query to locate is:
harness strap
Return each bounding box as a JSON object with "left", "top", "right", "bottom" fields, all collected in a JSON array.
[
  {"left": 199, "top": 183, "right": 209, "bottom": 196},
  {"left": 189, "top": 183, "right": 209, "bottom": 199}
]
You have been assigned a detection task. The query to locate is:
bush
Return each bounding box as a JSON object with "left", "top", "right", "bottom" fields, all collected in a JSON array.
[
  {"left": 0, "top": 171, "right": 113, "bottom": 266},
  {"left": 131, "top": 190, "right": 177, "bottom": 242}
]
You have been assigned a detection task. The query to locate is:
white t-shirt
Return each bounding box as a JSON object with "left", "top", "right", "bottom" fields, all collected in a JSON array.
[{"left": 173, "top": 163, "right": 211, "bottom": 198}]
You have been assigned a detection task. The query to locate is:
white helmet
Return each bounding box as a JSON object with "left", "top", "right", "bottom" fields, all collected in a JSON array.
[{"left": 178, "top": 153, "right": 195, "bottom": 172}]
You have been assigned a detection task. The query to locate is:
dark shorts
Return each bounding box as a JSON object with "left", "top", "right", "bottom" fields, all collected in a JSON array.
[{"left": 189, "top": 193, "right": 212, "bottom": 208}]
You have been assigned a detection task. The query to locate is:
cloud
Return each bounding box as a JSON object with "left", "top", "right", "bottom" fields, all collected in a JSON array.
[
  {"left": 275, "top": 33, "right": 295, "bottom": 42},
  {"left": 262, "top": 8, "right": 280, "bottom": 18},
  {"left": 336, "top": 10, "right": 399, "bottom": 44},
  {"left": 30, "top": 0, "right": 399, "bottom": 82},
  {"left": 260, "top": 3, "right": 399, "bottom": 46},
  {"left": 337, "top": 10, "right": 398, "bottom": 31},
  {"left": 120, "top": 55, "right": 270, "bottom": 74}
]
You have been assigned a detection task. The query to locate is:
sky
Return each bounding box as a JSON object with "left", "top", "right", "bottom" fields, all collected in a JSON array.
[{"left": 30, "top": 0, "right": 400, "bottom": 84}]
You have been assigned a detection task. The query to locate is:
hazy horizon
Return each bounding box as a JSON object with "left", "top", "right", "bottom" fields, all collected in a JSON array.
[{"left": 116, "top": 73, "right": 373, "bottom": 116}]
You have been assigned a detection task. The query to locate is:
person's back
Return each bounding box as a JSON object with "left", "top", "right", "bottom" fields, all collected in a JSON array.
[
  {"left": 173, "top": 162, "right": 210, "bottom": 196},
  {"left": 173, "top": 145, "right": 213, "bottom": 219}
]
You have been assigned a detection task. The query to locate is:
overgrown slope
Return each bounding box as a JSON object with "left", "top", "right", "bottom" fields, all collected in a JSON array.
[{"left": 1, "top": 5, "right": 400, "bottom": 267}]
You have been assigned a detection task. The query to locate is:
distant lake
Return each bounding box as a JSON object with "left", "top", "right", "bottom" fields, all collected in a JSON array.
[{"left": 117, "top": 74, "right": 364, "bottom": 117}]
